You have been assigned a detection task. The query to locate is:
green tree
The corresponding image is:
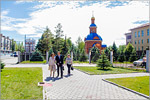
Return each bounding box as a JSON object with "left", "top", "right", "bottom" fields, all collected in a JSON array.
[
  {"left": 112, "top": 42, "right": 118, "bottom": 61},
  {"left": 79, "top": 50, "right": 87, "bottom": 62},
  {"left": 11, "top": 39, "right": 15, "bottom": 52},
  {"left": 92, "top": 50, "right": 100, "bottom": 62},
  {"left": 140, "top": 51, "right": 145, "bottom": 58},
  {"left": 61, "top": 35, "right": 69, "bottom": 56},
  {"left": 91, "top": 46, "right": 100, "bottom": 62},
  {"left": 97, "top": 51, "right": 111, "bottom": 69},
  {"left": 36, "top": 27, "right": 54, "bottom": 54},
  {"left": 53, "top": 23, "right": 64, "bottom": 53},
  {"left": 30, "top": 49, "right": 44, "bottom": 61},
  {"left": 48, "top": 48, "right": 53, "bottom": 59},
  {"left": 117, "top": 45, "right": 126, "bottom": 62},
  {"left": 124, "top": 43, "right": 135, "bottom": 62},
  {"left": 129, "top": 49, "right": 137, "bottom": 62}
]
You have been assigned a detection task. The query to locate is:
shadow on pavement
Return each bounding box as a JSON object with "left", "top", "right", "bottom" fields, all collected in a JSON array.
[{"left": 64, "top": 74, "right": 73, "bottom": 78}]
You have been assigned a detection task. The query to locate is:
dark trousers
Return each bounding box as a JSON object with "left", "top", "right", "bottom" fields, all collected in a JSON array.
[
  {"left": 57, "top": 65, "right": 63, "bottom": 77},
  {"left": 67, "top": 64, "right": 71, "bottom": 75}
]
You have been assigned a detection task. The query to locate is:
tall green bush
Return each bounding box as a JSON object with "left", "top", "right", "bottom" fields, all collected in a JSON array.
[{"left": 30, "top": 49, "right": 44, "bottom": 61}]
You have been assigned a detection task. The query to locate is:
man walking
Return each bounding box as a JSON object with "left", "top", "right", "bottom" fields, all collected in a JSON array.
[{"left": 55, "top": 51, "right": 64, "bottom": 78}]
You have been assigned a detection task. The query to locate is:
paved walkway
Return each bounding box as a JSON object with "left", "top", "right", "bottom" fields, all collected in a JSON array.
[{"left": 43, "top": 65, "right": 149, "bottom": 100}]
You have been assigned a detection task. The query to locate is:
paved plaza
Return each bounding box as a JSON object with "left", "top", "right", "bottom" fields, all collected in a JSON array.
[
  {"left": 4, "top": 62, "right": 149, "bottom": 100},
  {"left": 43, "top": 65, "right": 149, "bottom": 100}
]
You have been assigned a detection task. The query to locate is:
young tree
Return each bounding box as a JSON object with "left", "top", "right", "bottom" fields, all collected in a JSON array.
[{"left": 97, "top": 51, "right": 111, "bottom": 69}]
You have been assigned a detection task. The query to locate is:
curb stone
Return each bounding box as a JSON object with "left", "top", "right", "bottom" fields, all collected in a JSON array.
[{"left": 102, "top": 79, "right": 149, "bottom": 99}]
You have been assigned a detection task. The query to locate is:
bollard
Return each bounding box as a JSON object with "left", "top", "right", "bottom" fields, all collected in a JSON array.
[
  {"left": 110, "top": 50, "right": 113, "bottom": 66},
  {"left": 46, "top": 51, "right": 49, "bottom": 64},
  {"left": 146, "top": 49, "right": 150, "bottom": 72}
]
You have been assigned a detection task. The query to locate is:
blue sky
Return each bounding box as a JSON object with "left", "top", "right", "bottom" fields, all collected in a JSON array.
[{"left": 1, "top": 1, "right": 149, "bottom": 46}]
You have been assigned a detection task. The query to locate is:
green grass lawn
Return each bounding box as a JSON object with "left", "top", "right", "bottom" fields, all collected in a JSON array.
[
  {"left": 107, "top": 76, "right": 149, "bottom": 96},
  {"left": 73, "top": 61, "right": 91, "bottom": 64},
  {"left": 74, "top": 66, "right": 146, "bottom": 75},
  {"left": 1, "top": 67, "right": 43, "bottom": 99},
  {"left": 113, "top": 61, "right": 133, "bottom": 64},
  {"left": 21, "top": 60, "right": 46, "bottom": 64}
]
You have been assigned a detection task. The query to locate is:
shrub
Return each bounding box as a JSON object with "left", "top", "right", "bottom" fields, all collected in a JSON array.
[
  {"left": 0, "top": 61, "right": 5, "bottom": 69},
  {"left": 30, "top": 49, "right": 44, "bottom": 61}
]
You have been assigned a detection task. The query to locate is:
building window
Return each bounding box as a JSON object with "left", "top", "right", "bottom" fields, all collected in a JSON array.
[
  {"left": 142, "top": 39, "right": 143, "bottom": 44},
  {"left": 147, "top": 29, "right": 149, "bottom": 36},
  {"left": 127, "top": 35, "right": 131, "bottom": 39},
  {"left": 141, "top": 30, "right": 144, "bottom": 37},
  {"left": 135, "top": 41, "right": 136, "bottom": 44},
  {"left": 135, "top": 32, "right": 137, "bottom": 38},
  {"left": 138, "top": 40, "right": 140, "bottom": 44},
  {"left": 138, "top": 31, "right": 140, "bottom": 37},
  {"left": 147, "top": 39, "right": 149, "bottom": 43},
  {"left": 142, "top": 46, "right": 143, "bottom": 51}
]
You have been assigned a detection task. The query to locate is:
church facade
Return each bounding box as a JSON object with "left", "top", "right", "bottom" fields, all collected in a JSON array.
[{"left": 84, "top": 16, "right": 107, "bottom": 54}]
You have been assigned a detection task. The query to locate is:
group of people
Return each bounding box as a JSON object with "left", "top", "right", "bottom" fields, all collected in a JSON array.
[{"left": 48, "top": 51, "right": 73, "bottom": 79}]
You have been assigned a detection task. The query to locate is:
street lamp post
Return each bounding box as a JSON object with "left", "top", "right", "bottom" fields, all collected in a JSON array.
[{"left": 89, "top": 49, "right": 91, "bottom": 64}]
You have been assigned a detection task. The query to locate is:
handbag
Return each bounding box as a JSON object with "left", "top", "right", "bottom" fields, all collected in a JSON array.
[
  {"left": 62, "top": 65, "right": 64, "bottom": 70},
  {"left": 71, "top": 65, "right": 74, "bottom": 70}
]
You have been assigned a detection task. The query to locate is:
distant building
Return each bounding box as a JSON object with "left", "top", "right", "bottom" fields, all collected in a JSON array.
[
  {"left": 0, "top": 33, "right": 13, "bottom": 53},
  {"left": 84, "top": 15, "right": 106, "bottom": 54},
  {"left": 25, "top": 38, "right": 35, "bottom": 53},
  {"left": 125, "top": 32, "right": 132, "bottom": 45},
  {"left": 125, "top": 23, "right": 150, "bottom": 55}
]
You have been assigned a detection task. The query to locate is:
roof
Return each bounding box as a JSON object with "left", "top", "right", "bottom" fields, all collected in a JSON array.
[
  {"left": 102, "top": 44, "right": 107, "bottom": 48},
  {"left": 85, "top": 33, "right": 103, "bottom": 41},
  {"left": 125, "top": 32, "right": 132, "bottom": 35},
  {"left": 130, "top": 23, "right": 150, "bottom": 30},
  {"left": 90, "top": 23, "right": 96, "bottom": 27}
]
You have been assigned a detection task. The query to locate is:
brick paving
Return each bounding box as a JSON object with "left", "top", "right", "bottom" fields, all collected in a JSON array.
[{"left": 43, "top": 65, "right": 149, "bottom": 100}]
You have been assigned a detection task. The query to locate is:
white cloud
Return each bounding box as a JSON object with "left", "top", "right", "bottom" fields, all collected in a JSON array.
[
  {"left": 1, "top": 1, "right": 149, "bottom": 47},
  {"left": 15, "top": 1, "right": 33, "bottom": 4}
]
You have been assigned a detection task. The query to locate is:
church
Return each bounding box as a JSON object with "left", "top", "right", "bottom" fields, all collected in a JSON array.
[{"left": 84, "top": 15, "right": 107, "bottom": 54}]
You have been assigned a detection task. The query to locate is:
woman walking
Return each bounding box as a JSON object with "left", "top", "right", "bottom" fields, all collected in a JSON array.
[
  {"left": 48, "top": 53, "right": 56, "bottom": 78},
  {"left": 65, "top": 54, "right": 73, "bottom": 76}
]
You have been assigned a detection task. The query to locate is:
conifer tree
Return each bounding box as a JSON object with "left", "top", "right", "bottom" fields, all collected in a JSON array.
[
  {"left": 97, "top": 51, "right": 111, "bottom": 69},
  {"left": 30, "top": 49, "right": 44, "bottom": 61}
]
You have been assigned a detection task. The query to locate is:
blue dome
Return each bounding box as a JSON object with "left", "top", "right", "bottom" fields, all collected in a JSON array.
[
  {"left": 102, "top": 44, "right": 107, "bottom": 48},
  {"left": 85, "top": 33, "right": 103, "bottom": 41},
  {"left": 90, "top": 24, "right": 96, "bottom": 27}
]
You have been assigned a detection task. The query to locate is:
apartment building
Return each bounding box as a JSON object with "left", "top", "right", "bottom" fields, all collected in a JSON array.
[
  {"left": 125, "top": 23, "right": 150, "bottom": 55},
  {"left": 0, "top": 33, "right": 13, "bottom": 53},
  {"left": 25, "top": 38, "right": 35, "bottom": 53}
]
